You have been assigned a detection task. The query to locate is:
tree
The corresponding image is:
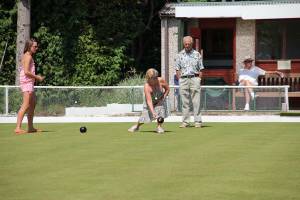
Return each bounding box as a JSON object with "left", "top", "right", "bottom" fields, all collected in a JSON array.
[
  {"left": 16, "top": 0, "right": 30, "bottom": 85},
  {"left": 1, "top": 0, "right": 167, "bottom": 86},
  {"left": 0, "top": 1, "right": 16, "bottom": 85}
]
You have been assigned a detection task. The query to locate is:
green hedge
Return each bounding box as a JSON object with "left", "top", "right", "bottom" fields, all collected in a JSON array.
[{"left": 280, "top": 112, "right": 300, "bottom": 117}]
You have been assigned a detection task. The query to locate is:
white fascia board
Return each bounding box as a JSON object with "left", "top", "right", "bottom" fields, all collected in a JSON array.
[{"left": 175, "top": 4, "right": 300, "bottom": 19}]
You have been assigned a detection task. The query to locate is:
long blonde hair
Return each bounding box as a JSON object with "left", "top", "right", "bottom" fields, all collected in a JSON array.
[{"left": 145, "top": 68, "right": 159, "bottom": 82}]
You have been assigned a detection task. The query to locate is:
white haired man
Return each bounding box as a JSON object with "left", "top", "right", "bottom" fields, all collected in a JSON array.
[{"left": 175, "top": 36, "right": 204, "bottom": 128}]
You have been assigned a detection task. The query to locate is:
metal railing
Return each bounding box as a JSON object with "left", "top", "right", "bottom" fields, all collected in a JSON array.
[{"left": 0, "top": 85, "right": 290, "bottom": 116}]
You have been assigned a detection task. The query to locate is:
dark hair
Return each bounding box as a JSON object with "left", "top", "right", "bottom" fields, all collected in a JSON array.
[{"left": 23, "top": 38, "right": 37, "bottom": 54}]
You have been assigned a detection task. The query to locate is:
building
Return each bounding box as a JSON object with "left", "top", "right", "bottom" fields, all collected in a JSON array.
[{"left": 159, "top": 0, "right": 300, "bottom": 86}]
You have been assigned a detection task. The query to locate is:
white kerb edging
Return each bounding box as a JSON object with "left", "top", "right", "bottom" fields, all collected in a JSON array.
[{"left": 1, "top": 115, "right": 300, "bottom": 123}]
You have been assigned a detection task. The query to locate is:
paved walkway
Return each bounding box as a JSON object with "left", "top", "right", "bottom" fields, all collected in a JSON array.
[{"left": 1, "top": 115, "right": 300, "bottom": 123}]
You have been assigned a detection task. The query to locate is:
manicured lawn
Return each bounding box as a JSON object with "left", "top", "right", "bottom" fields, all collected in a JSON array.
[{"left": 0, "top": 123, "right": 299, "bottom": 200}]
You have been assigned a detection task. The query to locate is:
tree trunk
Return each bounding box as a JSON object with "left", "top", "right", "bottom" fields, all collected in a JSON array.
[{"left": 16, "top": 0, "right": 31, "bottom": 85}]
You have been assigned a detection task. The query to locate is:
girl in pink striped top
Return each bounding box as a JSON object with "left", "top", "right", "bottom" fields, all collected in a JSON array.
[{"left": 15, "top": 38, "right": 45, "bottom": 134}]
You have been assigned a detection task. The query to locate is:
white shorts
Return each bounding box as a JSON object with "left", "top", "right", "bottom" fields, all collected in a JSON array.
[{"left": 238, "top": 75, "right": 258, "bottom": 86}]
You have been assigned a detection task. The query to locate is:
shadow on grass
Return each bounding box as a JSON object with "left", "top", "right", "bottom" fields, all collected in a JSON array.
[
  {"left": 177, "top": 125, "right": 212, "bottom": 128},
  {"left": 38, "top": 130, "right": 55, "bottom": 133},
  {"left": 139, "top": 130, "right": 173, "bottom": 134},
  {"left": 195, "top": 125, "right": 211, "bottom": 128},
  {"left": 26, "top": 130, "right": 55, "bottom": 134}
]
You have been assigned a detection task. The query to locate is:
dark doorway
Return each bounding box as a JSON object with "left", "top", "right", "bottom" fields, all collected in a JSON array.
[{"left": 201, "top": 28, "right": 233, "bottom": 69}]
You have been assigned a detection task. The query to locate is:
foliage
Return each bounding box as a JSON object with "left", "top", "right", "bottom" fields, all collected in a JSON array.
[
  {"left": 0, "top": 1, "right": 17, "bottom": 85},
  {"left": 0, "top": 88, "right": 4, "bottom": 113},
  {"left": 280, "top": 112, "right": 300, "bottom": 117},
  {"left": 33, "top": 26, "right": 67, "bottom": 85},
  {"left": 0, "top": 0, "right": 165, "bottom": 86},
  {"left": 71, "top": 26, "right": 125, "bottom": 86},
  {"left": 8, "top": 87, "right": 22, "bottom": 114},
  {"left": 118, "top": 73, "right": 145, "bottom": 86},
  {"left": 101, "top": 74, "right": 145, "bottom": 105}
]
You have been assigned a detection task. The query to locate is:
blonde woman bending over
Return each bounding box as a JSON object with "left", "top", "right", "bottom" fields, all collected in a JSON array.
[{"left": 128, "top": 68, "right": 170, "bottom": 133}]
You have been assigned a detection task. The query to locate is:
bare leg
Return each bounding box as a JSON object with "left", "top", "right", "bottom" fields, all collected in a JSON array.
[
  {"left": 244, "top": 87, "right": 251, "bottom": 105},
  {"left": 240, "top": 80, "right": 253, "bottom": 104},
  {"left": 128, "top": 122, "right": 144, "bottom": 132},
  {"left": 27, "top": 93, "right": 40, "bottom": 132},
  {"left": 136, "top": 122, "right": 144, "bottom": 129},
  {"left": 157, "top": 122, "right": 162, "bottom": 128},
  {"left": 156, "top": 122, "right": 164, "bottom": 133},
  {"left": 244, "top": 80, "right": 254, "bottom": 100},
  {"left": 15, "top": 92, "right": 31, "bottom": 134}
]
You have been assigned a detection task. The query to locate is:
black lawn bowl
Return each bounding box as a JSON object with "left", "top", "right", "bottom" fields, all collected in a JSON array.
[
  {"left": 157, "top": 117, "right": 164, "bottom": 124},
  {"left": 80, "top": 126, "right": 87, "bottom": 133}
]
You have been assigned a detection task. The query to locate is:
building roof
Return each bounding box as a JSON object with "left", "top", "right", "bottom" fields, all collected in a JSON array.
[
  {"left": 160, "top": 1, "right": 300, "bottom": 19},
  {"left": 159, "top": 3, "right": 176, "bottom": 18}
]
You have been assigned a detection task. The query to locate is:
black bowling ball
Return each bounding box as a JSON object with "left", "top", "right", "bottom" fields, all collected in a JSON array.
[
  {"left": 157, "top": 117, "right": 164, "bottom": 124},
  {"left": 80, "top": 126, "right": 87, "bottom": 133}
]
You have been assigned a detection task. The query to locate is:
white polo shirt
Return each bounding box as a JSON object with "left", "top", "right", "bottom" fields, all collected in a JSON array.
[{"left": 238, "top": 66, "right": 266, "bottom": 85}]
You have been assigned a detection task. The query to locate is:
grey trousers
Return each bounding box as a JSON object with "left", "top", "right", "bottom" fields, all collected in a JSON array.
[{"left": 179, "top": 77, "right": 202, "bottom": 123}]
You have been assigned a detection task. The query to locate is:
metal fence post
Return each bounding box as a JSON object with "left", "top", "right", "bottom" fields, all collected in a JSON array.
[
  {"left": 284, "top": 86, "right": 289, "bottom": 111},
  {"left": 131, "top": 87, "right": 134, "bottom": 112},
  {"left": 5, "top": 86, "right": 9, "bottom": 115},
  {"left": 228, "top": 89, "right": 232, "bottom": 110}
]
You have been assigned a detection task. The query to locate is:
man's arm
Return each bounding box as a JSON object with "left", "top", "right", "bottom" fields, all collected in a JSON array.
[
  {"left": 197, "top": 52, "right": 204, "bottom": 77},
  {"left": 198, "top": 71, "right": 203, "bottom": 78},
  {"left": 265, "top": 70, "right": 284, "bottom": 78},
  {"left": 234, "top": 72, "right": 239, "bottom": 85},
  {"left": 174, "top": 54, "right": 181, "bottom": 80},
  {"left": 176, "top": 70, "right": 181, "bottom": 80}
]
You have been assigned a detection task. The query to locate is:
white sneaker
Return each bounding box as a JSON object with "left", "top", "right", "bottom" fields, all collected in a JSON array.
[
  {"left": 128, "top": 125, "right": 139, "bottom": 132},
  {"left": 250, "top": 92, "right": 259, "bottom": 100},
  {"left": 250, "top": 92, "right": 255, "bottom": 100},
  {"left": 179, "top": 122, "right": 190, "bottom": 128},
  {"left": 244, "top": 103, "right": 250, "bottom": 111},
  {"left": 156, "top": 127, "right": 165, "bottom": 134},
  {"left": 195, "top": 122, "right": 202, "bottom": 128}
]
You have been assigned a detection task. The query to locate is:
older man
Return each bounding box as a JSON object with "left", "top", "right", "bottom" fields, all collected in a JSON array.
[{"left": 175, "top": 36, "right": 204, "bottom": 128}]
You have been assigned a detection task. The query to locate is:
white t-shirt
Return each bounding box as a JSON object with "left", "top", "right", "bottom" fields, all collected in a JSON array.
[{"left": 238, "top": 66, "right": 266, "bottom": 85}]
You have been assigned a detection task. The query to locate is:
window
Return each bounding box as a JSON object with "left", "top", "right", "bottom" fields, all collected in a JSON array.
[
  {"left": 286, "top": 21, "right": 300, "bottom": 59},
  {"left": 256, "top": 20, "right": 300, "bottom": 60}
]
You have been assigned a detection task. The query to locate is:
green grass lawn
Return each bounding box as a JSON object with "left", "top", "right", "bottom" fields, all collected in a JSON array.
[{"left": 0, "top": 123, "right": 299, "bottom": 200}]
